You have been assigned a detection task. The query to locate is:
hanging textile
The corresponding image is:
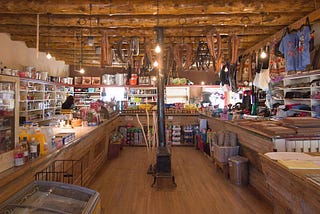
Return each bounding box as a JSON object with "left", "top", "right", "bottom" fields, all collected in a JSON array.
[
  {"left": 206, "top": 28, "right": 222, "bottom": 73},
  {"left": 173, "top": 43, "right": 193, "bottom": 71},
  {"left": 269, "top": 40, "right": 286, "bottom": 82},
  {"left": 100, "top": 31, "right": 112, "bottom": 67},
  {"left": 279, "top": 31, "right": 299, "bottom": 72},
  {"left": 253, "top": 69, "right": 271, "bottom": 91},
  {"left": 145, "top": 39, "right": 154, "bottom": 66},
  {"left": 219, "top": 63, "right": 230, "bottom": 86},
  {"left": 228, "top": 34, "right": 240, "bottom": 92},
  {"left": 297, "top": 18, "right": 312, "bottom": 71}
]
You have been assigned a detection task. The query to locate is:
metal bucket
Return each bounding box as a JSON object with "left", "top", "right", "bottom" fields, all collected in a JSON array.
[
  {"left": 40, "top": 72, "right": 48, "bottom": 81},
  {"left": 102, "top": 74, "right": 115, "bottom": 85},
  {"left": 67, "top": 77, "right": 73, "bottom": 85},
  {"left": 115, "top": 73, "right": 127, "bottom": 85}
]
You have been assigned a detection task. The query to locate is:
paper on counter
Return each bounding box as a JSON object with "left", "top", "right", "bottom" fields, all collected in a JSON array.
[
  {"left": 278, "top": 159, "right": 320, "bottom": 169},
  {"left": 265, "top": 152, "right": 314, "bottom": 160}
]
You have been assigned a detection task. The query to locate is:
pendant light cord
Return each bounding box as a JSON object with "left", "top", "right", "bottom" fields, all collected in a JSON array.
[
  {"left": 89, "top": 3, "right": 92, "bottom": 36},
  {"left": 47, "top": 13, "right": 50, "bottom": 53},
  {"left": 156, "top": 0, "right": 159, "bottom": 26}
]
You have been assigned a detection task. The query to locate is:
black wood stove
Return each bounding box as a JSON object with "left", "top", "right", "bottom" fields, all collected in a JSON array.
[{"left": 155, "top": 147, "right": 171, "bottom": 173}]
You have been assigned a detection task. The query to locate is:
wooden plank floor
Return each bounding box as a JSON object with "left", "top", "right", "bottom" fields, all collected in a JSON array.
[{"left": 89, "top": 147, "right": 272, "bottom": 214}]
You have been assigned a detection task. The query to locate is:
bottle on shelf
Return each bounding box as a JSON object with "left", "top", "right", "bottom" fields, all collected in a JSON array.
[
  {"left": 19, "top": 128, "right": 31, "bottom": 142},
  {"left": 32, "top": 128, "right": 47, "bottom": 156},
  {"left": 29, "top": 137, "right": 39, "bottom": 159},
  {"left": 20, "top": 137, "right": 29, "bottom": 163},
  {"left": 14, "top": 143, "right": 24, "bottom": 167}
]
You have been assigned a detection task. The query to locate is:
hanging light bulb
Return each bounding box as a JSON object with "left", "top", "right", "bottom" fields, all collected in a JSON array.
[
  {"left": 155, "top": 44, "right": 161, "bottom": 53},
  {"left": 79, "top": 68, "right": 85, "bottom": 74},
  {"left": 46, "top": 52, "right": 52, "bottom": 59},
  {"left": 46, "top": 13, "right": 52, "bottom": 60},
  {"left": 260, "top": 50, "right": 267, "bottom": 59},
  {"left": 260, "top": 46, "right": 267, "bottom": 59},
  {"left": 88, "top": 3, "right": 94, "bottom": 46},
  {"left": 88, "top": 36, "right": 94, "bottom": 46},
  {"left": 153, "top": 61, "right": 159, "bottom": 67}
]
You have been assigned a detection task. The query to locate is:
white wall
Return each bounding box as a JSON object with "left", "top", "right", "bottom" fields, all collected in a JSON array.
[{"left": 0, "top": 33, "right": 69, "bottom": 77}]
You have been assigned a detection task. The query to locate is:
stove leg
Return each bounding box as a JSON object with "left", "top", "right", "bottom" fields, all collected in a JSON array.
[
  {"left": 147, "top": 164, "right": 154, "bottom": 174},
  {"left": 151, "top": 176, "right": 157, "bottom": 187},
  {"left": 172, "top": 175, "right": 177, "bottom": 187}
]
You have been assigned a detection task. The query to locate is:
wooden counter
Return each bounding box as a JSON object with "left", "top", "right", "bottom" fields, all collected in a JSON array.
[
  {"left": 206, "top": 116, "right": 320, "bottom": 204},
  {"left": 0, "top": 116, "right": 119, "bottom": 204},
  {"left": 205, "top": 117, "right": 291, "bottom": 202},
  {"left": 260, "top": 154, "right": 320, "bottom": 213}
]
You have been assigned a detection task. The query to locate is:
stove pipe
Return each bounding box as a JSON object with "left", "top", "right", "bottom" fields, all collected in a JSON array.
[
  {"left": 154, "top": 27, "right": 172, "bottom": 174},
  {"left": 155, "top": 27, "right": 166, "bottom": 148}
]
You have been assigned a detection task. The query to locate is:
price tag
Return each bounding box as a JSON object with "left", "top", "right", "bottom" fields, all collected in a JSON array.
[{"left": 168, "top": 116, "right": 173, "bottom": 120}]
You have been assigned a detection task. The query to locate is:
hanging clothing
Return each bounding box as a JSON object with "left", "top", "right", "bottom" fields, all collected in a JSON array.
[
  {"left": 253, "top": 69, "right": 270, "bottom": 91},
  {"left": 297, "top": 25, "right": 311, "bottom": 71},
  {"left": 219, "top": 63, "right": 230, "bottom": 86},
  {"left": 279, "top": 32, "right": 299, "bottom": 72}
]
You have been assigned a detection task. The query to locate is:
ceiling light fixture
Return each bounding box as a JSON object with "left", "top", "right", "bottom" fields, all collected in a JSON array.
[
  {"left": 79, "top": 31, "right": 85, "bottom": 73},
  {"left": 260, "top": 50, "right": 267, "bottom": 59},
  {"left": 154, "top": 0, "right": 161, "bottom": 67},
  {"left": 155, "top": 44, "right": 161, "bottom": 53},
  {"left": 79, "top": 68, "right": 85, "bottom": 74},
  {"left": 260, "top": 46, "right": 268, "bottom": 59},
  {"left": 46, "top": 52, "right": 52, "bottom": 59},
  {"left": 46, "top": 13, "right": 52, "bottom": 59}
]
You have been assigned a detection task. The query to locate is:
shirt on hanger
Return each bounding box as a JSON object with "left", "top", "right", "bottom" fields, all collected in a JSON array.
[
  {"left": 279, "top": 32, "right": 299, "bottom": 72},
  {"left": 297, "top": 25, "right": 311, "bottom": 71}
]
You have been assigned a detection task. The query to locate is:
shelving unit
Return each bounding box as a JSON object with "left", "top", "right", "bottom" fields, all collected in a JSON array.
[
  {"left": 55, "top": 84, "right": 73, "bottom": 114},
  {"left": 126, "top": 86, "right": 157, "bottom": 105},
  {"left": 0, "top": 75, "right": 19, "bottom": 173},
  {"left": 19, "top": 78, "right": 69, "bottom": 123},
  {"left": 73, "top": 85, "right": 101, "bottom": 109},
  {"left": 165, "top": 86, "right": 189, "bottom": 104},
  {"left": 283, "top": 70, "right": 320, "bottom": 117}
]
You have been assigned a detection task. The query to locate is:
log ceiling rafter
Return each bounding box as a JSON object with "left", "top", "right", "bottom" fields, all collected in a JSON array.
[{"left": 0, "top": 0, "right": 320, "bottom": 67}]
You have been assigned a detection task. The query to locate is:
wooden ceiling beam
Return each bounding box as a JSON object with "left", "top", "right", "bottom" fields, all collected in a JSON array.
[
  {"left": 0, "top": 13, "right": 305, "bottom": 28},
  {"left": 0, "top": 24, "right": 280, "bottom": 37},
  {"left": 0, "top": 0, "right": 317, "bottom": 15},
  {"left": 11, "top": 34, "right": 263, "bottom": 44},
  {"left": 243, "top": 7, "right": 320, "bottom": 55}
]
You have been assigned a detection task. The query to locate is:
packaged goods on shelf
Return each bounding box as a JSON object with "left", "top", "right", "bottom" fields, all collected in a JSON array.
[
  {"left": 82, "top": 77, "right": 92, "bottom": 85},
  {"left": 91, "top": 77, "right": 101, "bottom": 85}
]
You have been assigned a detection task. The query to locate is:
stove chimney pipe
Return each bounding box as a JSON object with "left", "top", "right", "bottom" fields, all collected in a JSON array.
[{"left": 155, "top": 27, "right": 166, "bottom": 147}]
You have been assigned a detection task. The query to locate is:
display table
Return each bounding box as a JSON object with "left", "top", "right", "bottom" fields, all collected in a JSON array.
[{"left": 260, "top": 154, "right": 320, "bottom": 213}]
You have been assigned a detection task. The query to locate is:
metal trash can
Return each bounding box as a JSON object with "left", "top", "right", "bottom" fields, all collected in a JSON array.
[{"left": 228, "top": 155, "right": 248, "bottom": 186}]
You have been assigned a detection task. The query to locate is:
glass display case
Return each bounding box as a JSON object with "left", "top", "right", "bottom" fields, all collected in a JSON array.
[
  {"left": 0, "top": 180, "right": 101, "bottom": 213},
  {"left": 0, "top": 75, "right": 19, "bottom": 173}
]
